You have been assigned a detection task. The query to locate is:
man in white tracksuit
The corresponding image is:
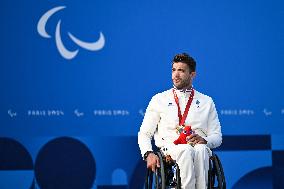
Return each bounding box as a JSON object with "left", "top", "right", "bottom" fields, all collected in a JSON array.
[{"left": 138, "top": 53, "right": 222, "bottom": 189}]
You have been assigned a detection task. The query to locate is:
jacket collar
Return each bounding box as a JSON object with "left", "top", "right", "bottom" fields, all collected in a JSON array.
[{"left": 173, "top": 85, "right": 193, "bottom": 93}]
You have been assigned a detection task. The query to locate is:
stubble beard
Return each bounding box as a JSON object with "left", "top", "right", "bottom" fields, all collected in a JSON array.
[{"left": 173, "top": 78, "right": 191, "bottom": 90}]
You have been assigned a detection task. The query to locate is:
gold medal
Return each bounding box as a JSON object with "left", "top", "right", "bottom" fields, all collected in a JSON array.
[{"left": 176, "top": 125, "right": 184, "bottom": 134}]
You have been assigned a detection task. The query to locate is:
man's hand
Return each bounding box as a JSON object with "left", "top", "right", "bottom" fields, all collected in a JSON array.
[
  {"left": 187, "top": 133, "right": 207, "bottom": 145},
  {"left": 146, "top": 153, "right": 160, "bottom": 172}
]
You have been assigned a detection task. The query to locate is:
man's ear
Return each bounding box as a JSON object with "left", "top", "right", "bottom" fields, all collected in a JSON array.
[{"left": 190, "top": 72, "right": 196, "bottom": 79}]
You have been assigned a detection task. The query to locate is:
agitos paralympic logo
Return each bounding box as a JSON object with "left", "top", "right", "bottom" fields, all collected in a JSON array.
[{"left": 37, "top": 6, "right": 105, "bottom": 60}]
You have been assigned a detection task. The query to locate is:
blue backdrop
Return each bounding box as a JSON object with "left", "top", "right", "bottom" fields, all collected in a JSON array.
[{"left": 1, "top": 0, "right": 284, "bottom": 188}]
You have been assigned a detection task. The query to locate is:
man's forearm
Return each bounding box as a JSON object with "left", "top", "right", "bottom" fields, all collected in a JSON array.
[{"left": 138, "top": 131, "right": 153, "bottom": 157}]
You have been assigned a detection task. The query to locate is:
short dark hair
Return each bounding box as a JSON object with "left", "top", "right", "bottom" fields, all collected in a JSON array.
[{"left": 172, "top": 53, "right": 196, "bottom": 72}]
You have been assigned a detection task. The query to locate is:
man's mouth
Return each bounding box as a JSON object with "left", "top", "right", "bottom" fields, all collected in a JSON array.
[{"left": 174, "top": 79, "right": 181, "bottom": 83}]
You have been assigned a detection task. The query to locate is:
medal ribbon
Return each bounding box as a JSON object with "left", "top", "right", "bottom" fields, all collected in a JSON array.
[{"left": 172, "top": 88, "right": 195, "bottom": 126}]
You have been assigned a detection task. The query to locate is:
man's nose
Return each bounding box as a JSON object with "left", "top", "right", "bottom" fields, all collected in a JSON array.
[{"left": 173, "top": 72, "right": 179, "bottom": 78}]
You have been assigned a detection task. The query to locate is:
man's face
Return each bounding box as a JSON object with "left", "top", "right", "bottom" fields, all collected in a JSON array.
[{"left": 172, "top": 62, "right": 196, "bottom": 89}]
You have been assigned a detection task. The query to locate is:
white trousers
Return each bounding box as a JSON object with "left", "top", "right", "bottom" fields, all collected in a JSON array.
[{"left": 163, "top": 143, "right": 211, "bottom": 189}]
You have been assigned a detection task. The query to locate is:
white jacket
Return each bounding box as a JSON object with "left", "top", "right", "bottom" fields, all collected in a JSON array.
[{"left": 138, "top": 88, "right": 222, "bottom": 157}]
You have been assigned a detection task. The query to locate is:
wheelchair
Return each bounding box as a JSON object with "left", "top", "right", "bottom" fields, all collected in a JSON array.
[{"left": 145, "top": 151, "right": 226, "bottom": 189}]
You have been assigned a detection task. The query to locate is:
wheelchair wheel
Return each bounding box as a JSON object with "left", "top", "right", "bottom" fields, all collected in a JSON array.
[
  {"left": 145, "top": 152, "right": 166, "bottom": 189},
  {"left": 175, "top": 163, "right": 182, "bottom": 189},
  {"left": 208, "top": 153, "right": 226, "bottom": 189},
  {"left": 214, "top": 154, "right": 226, "bottom": 189}
]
